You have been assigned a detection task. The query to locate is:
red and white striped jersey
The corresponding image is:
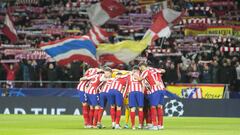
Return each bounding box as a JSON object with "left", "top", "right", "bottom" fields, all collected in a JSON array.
[
  {"left": 110, "top": 77, "right": 127, "bottom": 93},
  {"left": 76, "top": 80, "right": 89, "bottom": 92},
  {"left": 85, "top": 68, "right": 98, "bottom": 77},
  {"left": 86, "top": 74, "right": 103, "bottom": 94},
  {"left": 76, "top": 68, "right": 98, "bottom": 92},
  {"left": 127, "top": 74, "right": 144, "bottom": 93},
  {"left": 100, "top": 79, "right": 113, "bottom": 93},
  {"left": 141, "top": 67, "right": 165, "bottom": 94}
]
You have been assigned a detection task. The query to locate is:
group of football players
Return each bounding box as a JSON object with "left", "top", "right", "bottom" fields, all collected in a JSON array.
[{"left": 77, "top": 63, "right": 168, "bottom": 130}]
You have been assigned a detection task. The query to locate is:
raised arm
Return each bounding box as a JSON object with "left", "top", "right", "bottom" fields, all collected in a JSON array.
[{"left": 1, "top": 63, "right": 10, "bottom": 71}]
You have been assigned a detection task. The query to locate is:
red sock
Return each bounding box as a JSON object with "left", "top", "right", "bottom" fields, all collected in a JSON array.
[
  {"left": 93, "top": 109, "right": 99, "bottom": 126},
  {"left": 157, "top": 107, "right": 163, "bottom": 126},
  {"left": 110, "top": 107, "right": 116, "bottom": 123},
  {"left": 151, "top": 107, "right": 157, "bottom": 126},
  {"left": 82, "top": 105, "right": 89, "bottom": 125},
  {"left": 138, "top": 110, "right": 144, "bottom": 126},
  {"left": 115, "top": 110, "right": 121, "bottom": 124},
  {"left": 147, "top": 108, "right": 152, "bottom": 124},
  {"left": 89, "top": 108, "right": 94, "bottom": 125},
  {"left": 130, "top": 111, "right": 136, "bottom": 127},
  {"left": 97, "top": 108, "right": 104, "bottom": 123}
]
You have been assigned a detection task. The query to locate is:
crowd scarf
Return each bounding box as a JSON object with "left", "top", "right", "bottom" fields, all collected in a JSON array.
[
  {"left": 0, "top": 59, "right": 20, "bottom": 63},
  {"left": 146, "top": 48, "right": 171, "bottom": 54},
  {"left": 206, "top": 1, "right": 235, "bottom": 7},
  {"left": 220, "top": 47, "right": 240, "bottom": 52},
  {"left": 152, "top": 52, "right": 182, "bottom": 57},
  {"left": 184, "top": 26, "right": 240, "bottom": 37},
  {"left": 0, "top": 44, "right": 31, "bottom": 48},
  {"left": 179, "top": 17, "right": 223, "bottom": 25},
  {"left": 188, "top": 6, "right": 212, "bottom": 12}
]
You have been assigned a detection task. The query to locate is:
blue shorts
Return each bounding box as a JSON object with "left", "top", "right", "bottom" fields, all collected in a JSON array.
[
  {"left": 129, "top": 91, "right": 144, "bottom": 108},
  {"left": 79, "top": 91, "right": 87, "bottom": 103},
  {"left": 149, "top": 90, "right": 165, "bottom": 106},
  {"left": 109, "top": 89, "right": 123, "bottom": 107},
  {"left": 99, "top": 92, "right": 110, "bottom": 108},
  {"left": 86, "top": 94, "right": 99, "bottom": 106}
]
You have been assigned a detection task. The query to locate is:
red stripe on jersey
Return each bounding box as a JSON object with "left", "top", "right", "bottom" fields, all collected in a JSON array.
[
  {"left": 141, "top": 68, "right": 165, "bottom": 94},
  {"left": 84, "top": 68, "right": 98, "bottom": 77},
  {"left": 100, "top": 79, "right": 113, "bottom": 93},
  {"left": 86, "top": 74, "right": 102, "bottom": 94},
  {"left": 110, "top": 77, "right": 127, "bottom": 93}
]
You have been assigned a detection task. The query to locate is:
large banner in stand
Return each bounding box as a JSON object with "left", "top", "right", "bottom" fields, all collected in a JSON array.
[
  {"left": 184, "top": 26, "right": 240, "bottom": 36},
  {"left": 0, "top": 97, "right": 240, "bottom": 117},
  {"left": 166, "top": 84, "right": 225, "bottom": 99}
]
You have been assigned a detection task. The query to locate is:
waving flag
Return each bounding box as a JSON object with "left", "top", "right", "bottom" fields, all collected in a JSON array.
[
  {"left": 154, "top": 8, "right": 185, "bottom": 24},
  {"left": 143, "top": 12, "right": 171, "bottom": 44},
  {"left": 2, "top": 13, "right": 17, "bottom": 43},
  {"left": 97, "top": 34, "right": 151, "bottom": 65},
  {"left": 40, "top": 36, "right": 98, "bottom": 67},
  {"left": 88, "top": 26, "right": 113, "bottom": 45},
  {"left": 144, "top": 8, "right": 185, "bottom": 45},
  {"left": 87, "top": 0, "right": 127, "bottom": 26}
]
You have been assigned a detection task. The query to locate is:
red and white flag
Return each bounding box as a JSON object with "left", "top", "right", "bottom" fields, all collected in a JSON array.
[
  {"left": 88, "top": 26, "right": 113, "bottom": 45},
  {"left": 87, "top": 0, "right": 127, "bottom": 26},
  {"left": 144, "top": 8, "right": 185, "bottom": 45},
  {"left": 2, "top": 14, "right": 18, "bottom": 43},
  {"left": 143, "top": 12, "right": 171, "bottom": 44},
  {"left": 153, "top": 8, "right": 185, "bottom": 24}
]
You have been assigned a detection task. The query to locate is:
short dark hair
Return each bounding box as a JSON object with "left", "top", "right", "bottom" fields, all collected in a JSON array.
[
  {"left": 104, "top": 67, "right": 112, "bottom": 72},
  {"left": 132, "top": 65, "right": 139, "bottom": 70},
  {"left": 116, "top": 72, "right": 122, "bottom": 75},
  {"left": 138, "top": 62, "right": 147, "bottom": 67}
]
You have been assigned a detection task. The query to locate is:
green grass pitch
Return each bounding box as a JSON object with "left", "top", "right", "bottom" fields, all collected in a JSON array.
[{"left": 0, "top": 115, "right": 240, "bottom": 135}]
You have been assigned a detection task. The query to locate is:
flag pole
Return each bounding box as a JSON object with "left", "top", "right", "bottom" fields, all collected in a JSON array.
[{"left": 159, "top": 37, "right": 165, "bottom": 48}]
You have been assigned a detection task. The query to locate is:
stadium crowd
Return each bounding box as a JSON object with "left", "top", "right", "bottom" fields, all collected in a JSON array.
[{"left": 0, "top": 0, "right": 240, "bottom": 92}]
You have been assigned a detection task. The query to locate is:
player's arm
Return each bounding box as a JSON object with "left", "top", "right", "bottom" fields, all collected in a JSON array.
[
  {"left": 80, "top": 74, "right": 96, "bottom": 81},
  {"left": 155, "top": 68, "right": 166, "bottom": 74}
]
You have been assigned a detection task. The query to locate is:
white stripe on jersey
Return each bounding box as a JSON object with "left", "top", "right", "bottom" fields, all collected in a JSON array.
[
  {"left": 110, "top": 81, "right": 123, "bottom": 91},
  {"left": 76, "top": 81, "right": 88, "bottom": 91},
  {"left": 129, "top": 75, "right": 143, "bottom": 93},
  {"left": 100, "top": 80, "right": 112, "bottom": 93}
]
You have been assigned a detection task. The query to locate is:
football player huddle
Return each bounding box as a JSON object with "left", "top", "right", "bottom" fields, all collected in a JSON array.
[{"left": 77, "top": 63, "right": 169, "bottom": 130}]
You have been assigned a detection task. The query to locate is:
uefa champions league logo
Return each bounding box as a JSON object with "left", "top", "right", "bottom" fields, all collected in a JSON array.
[{"left": 165, "top": 99, "right": 184, "bottom": 117}]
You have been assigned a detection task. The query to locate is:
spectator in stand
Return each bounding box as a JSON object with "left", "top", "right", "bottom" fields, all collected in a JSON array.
[
  {"left": 200, "top": 64, "right": 212, "bottom": 83},
  {"left": 21, "top": 60, "right": 31, "bottom": 87},
  {"left": 179, "top": 62, "right": 189, "bottom": 83},
  {"left": 187, "top": 62, "right": 200, "bottom": 84},
  {"left": 1, "top": 63, "right": 19, "bottom": 88},
  {"left": 236, "top": 62, "right": 240, "bottom": 91},
  {"left": 46, "top": 63, "right": 57, "bottom": 88},
  {"left": 165, "top": 62, "right": 179, "bottom": 84},
  {"left": 211, "top": 60, "right": 219, "bottom": 83},
  {"left": 218, "top": 61, "right": 230, "bottom": 84},
  {"left": 70, "top": 61, "right": 83, "bottom": 81}
]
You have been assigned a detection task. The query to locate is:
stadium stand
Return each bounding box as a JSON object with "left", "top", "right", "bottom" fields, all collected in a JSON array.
[{"left": 0, "top": 0, "right": 239, "bottom": 95}]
